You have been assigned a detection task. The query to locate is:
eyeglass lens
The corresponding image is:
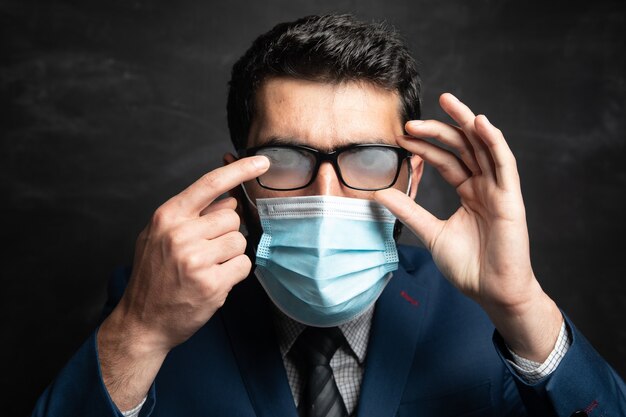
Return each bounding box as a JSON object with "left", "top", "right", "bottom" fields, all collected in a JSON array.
[
  {"left": 255, "top": 146, "right": 401, "bottom": 190},
  {"left": 256, "top": 147, "right": 316, "bottom": 190},
  {"left": 338, "top": 147, "right": 400, "bottom": 190}
]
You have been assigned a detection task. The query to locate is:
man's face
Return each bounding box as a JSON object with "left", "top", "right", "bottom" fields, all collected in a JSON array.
[{"left": 244, "top": 77, "right": 421, "bottom": 201}]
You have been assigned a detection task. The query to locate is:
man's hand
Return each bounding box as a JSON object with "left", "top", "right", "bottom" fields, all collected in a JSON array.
[
  {"left": 97, "top": 155, "right": 269, "bottom": 410},
  {"left": 375, "top": 93, "right": 563, "bottom": 362}
]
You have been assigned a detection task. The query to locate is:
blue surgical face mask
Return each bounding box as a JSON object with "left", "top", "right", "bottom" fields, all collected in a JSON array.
[{"left": 252, "top": 195, "right": 399, "bottom": 327}]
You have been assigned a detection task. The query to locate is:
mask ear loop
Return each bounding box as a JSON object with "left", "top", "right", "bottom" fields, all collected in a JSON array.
[
  {"left": 405, "top": 156, "right": 413, "bottom": 196},
  {"left": 241, "top": 182, "right": 257, "bottom": 210}
]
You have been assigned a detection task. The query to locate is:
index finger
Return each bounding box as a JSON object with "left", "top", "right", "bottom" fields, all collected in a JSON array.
[
  {"left": 165, "top": 156, "right": 269, "bottom": 216},
  {"left": 439, "top": 93, "right": 476, "bottom": 130}
]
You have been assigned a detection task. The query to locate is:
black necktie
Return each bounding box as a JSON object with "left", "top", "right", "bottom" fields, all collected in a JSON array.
[{"left": 291, "top": 326, "right": 349, "bottom": 417}]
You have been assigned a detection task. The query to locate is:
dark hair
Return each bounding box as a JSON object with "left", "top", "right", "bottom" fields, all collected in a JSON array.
[{"left": 226, "top": 14, "right": 422, "bottom": 150}]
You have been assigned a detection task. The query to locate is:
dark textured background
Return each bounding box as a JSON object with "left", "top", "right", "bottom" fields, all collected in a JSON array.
[{"left": 1, "top": 0, "right": 625, "bottom": 414}]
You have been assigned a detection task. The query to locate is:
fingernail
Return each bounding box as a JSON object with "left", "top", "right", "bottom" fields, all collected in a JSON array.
[
  {"left": 252, "top": 156, "right": 270, "bottom": 169},
  {"left": 408, "top": 120, "right": 425, "bottom": 128}
]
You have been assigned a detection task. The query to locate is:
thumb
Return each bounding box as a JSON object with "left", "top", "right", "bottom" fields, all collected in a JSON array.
[{"left": 373, "top": 188, "right": 443, "bottom": 251}]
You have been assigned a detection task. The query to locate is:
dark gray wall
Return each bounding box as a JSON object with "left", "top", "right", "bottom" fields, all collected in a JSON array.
[{"left": 1, "top": 0, "right": 624, "bottom": 414}]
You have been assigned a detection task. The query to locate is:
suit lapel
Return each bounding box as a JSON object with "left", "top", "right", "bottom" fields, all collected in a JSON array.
[
  {"left": 221, "top": 275, "right": 299, "bottom": 417},
  {"left": 356, "top": 250, "right": 429, "bottom": 417}
]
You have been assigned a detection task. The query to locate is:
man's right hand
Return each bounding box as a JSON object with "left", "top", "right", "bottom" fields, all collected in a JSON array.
[{"left": 97, "top": 155, "right": 269, "bottom": 411}]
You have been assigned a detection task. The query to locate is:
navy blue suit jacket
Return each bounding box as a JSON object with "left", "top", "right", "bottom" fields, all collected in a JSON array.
[{"left": 32, "top": 245, "right": 626, "bottom": 416}]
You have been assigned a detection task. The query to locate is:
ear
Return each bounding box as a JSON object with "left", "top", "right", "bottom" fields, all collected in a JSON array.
[
  {"left": 223, "top": 152, "right": 246, "bottom": 221},
  {"left": 223, "top": 152, "right": 237, "bottom": 166},
  {"left": 408, "top": 155, "right": 424, "bottom": 200}
]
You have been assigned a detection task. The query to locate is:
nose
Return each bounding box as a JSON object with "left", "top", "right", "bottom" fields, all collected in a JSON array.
[{"left": 309, "top": 162, "right": 344, "bottom": 196}]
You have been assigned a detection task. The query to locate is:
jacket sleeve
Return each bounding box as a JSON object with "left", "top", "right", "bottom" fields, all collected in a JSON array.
[
  {"left": 31, "top": 328, "right": 157, "bottom": 417},
  {"left": 493, "top": 313, "right": 626, "bottom": 417},
  {"left": 31, "top": 267, "right": 158, "bottom": 417}
]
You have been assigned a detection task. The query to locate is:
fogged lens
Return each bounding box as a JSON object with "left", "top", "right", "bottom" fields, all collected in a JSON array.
[
  {"left": 338, "top": 147, "right": 400, "bottom": 190},
  {"left": 256, "top": 147, "right": 316, "bottom": 190}
]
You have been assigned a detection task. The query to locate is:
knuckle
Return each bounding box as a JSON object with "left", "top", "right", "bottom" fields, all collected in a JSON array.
[
  {"left": 165, "top": 229, "right": 186, "bottom": 249},
  {"left": 217, "top": 209, "right": 240, "bottom": 230},
  {"left": 461, "top": 120, "right": 474, "bottom": 131},
  {"left": 430, "top": 128, "right": 444, "bottom": 140},
  {"left": 233, "top": 255, "right": 252, "bottom": 278},
  {"left": 203, "top": 275, "right": 218, "bottom": 294},
  {"left": 198, "top": 280, "right": 217, "bottom": 300},
  {"left": 181, "top": 252, "right": 203, "bottom": 274},
  {"left": 200, "top": 172, "right": 223, "bottom": 191},
  {"left": 233, "top": 232, "right": 247, "bottom": 252},
  {"left": 223, "top": 231, "right": 246, "bottom": 253},
  {"left": 227, "top": 210, "right": 241, "bottom": 229},
  {"left": 239, "top": 255, "right": 252, "bottom": 273},
  {"left": 151, "top": 207, "right": 171, "bottom": 228},
  {"left": 436, "top": 161, "right": 447, "bottom": 173}
]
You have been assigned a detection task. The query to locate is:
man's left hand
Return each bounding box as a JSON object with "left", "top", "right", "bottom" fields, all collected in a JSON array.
[{"left": 375, "top": 93, "right": 563, "bottom": 362}]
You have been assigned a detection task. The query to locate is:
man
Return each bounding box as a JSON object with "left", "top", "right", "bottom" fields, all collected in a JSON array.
[{"left": 32, "top": 14, "right": 625, "bottom": 417}]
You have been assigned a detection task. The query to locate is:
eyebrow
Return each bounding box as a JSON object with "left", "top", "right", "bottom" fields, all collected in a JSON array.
[{"left": 257, "top": 135, "right": 390, "bottom": 152}]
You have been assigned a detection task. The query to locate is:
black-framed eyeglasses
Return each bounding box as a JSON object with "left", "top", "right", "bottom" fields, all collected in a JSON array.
[{"left": 238, "top": 143, "right": 411, "bottom": 191}]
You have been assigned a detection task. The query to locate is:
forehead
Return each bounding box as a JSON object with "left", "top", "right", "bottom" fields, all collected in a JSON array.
[{"left": 248, "top": 77, "right": 404, "bottom": 150}]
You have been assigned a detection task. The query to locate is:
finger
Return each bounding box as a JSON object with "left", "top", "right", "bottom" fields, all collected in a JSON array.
[
  {"left": 200, "top": 196, "right": 237, "bottom": 216},
  {"left": 474, "top": 115, "right": 519, "bottom": 190},
  {"left": 206, "top": 231, "right": 248, "bottom": 265},
  {"left": 374, "top": 187, "right": 444, "bottom": 251},
  {"left": 163, "top": 156, "right": 269, "bottom": 217},
  {"left": 396, "top": 135, "right": 471, "bottom": 188},
  {"left": 216, "top": 254, "right": 252, "bottom": 286},
  {"left": 174, "top": 209, "right": 240, "bottom": 243},
  {"left": 405, "top": 119, "right": 480, "bottom": 174},
  {"left": 164, "top": 212, "right": 241, "bottom": 267},
  {"left": 439, "top": 93, "right": 495, "bottom": 179}
]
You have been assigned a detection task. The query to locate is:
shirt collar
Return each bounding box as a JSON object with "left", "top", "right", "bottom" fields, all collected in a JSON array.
[{"left": 272, "top": 303, "right": 375, "bottom": 365}]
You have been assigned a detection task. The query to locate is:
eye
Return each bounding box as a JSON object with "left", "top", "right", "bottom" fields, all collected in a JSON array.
[
  {"left": 338, "top": 147, "right": 400, "bottom": 189},
  {"left": 342, "top": 147, "right": 397, "bottom": 172},
  {"left": 272, "top": 149, "right": 303, "bottom": 166}
]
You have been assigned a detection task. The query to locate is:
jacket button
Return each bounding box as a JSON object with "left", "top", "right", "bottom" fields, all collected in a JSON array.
[{"left": 570, "top": 412, "right": 588, "bottom": 417}]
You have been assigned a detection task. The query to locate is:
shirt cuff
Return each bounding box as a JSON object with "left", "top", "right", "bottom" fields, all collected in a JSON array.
[
  {"left": 506, "top": 319, "right": 571, "bottom": 384},
  {"left": 121, "top": 396, "right": 146, "bottom": 417}
]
